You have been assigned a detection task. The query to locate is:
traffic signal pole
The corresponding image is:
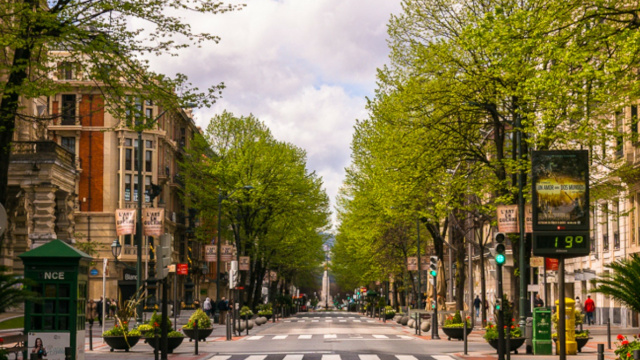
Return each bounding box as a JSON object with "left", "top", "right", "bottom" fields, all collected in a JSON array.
[{"left": 497, "top": 262, "right": 505, "bottom": 360}]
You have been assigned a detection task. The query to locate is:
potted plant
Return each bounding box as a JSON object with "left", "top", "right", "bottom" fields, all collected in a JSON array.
[
  {"left": 384, "top": 306, "right": 396, "bottom": 320},
  {"left": 240, "top": 306, "right": 254, "bottom": 320},
  {"left": 143, "top": 311, "right": 185, "bottom": 353},
  {"left": 257, "top": 304, "right": 273, "bottom": 320},
  {"left": 102, "top": 290, "right": 144, "bottom": 352},
  {"left": 552, "top": 310, "right": 592, "bottom": 352},
  {"left": 182, "top": 309, "right": 213, "bottom": 342},
  {"left": 614, "top": 334, "right": 640, "bottom": 360},
  {"left": 483, "top": 321, "right": 525, "bottom": 354},
  {"left": 442, "top": 311, "right": 472, "bottom": 340}
]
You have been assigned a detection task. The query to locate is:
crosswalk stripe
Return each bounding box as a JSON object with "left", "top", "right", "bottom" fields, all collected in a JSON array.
[
  {"left": 326, "top": 320, "right": 333, "bottom": 322},
  {"left": 359, "top": 355, "right": 380, "bottom": 360},
  {"left": 367, "top": 321, "right": 375, "bottom": 323},
  {"left": 398, "top": 335, "right": 413, "bottom": 339},
  {"left": 324, "top": 334, "right": 337, "bottom": 339},
  {"left": 432, "top": 356, "right": 456, "bottom": 360},
  {"left": 312, "top": 320, "right": 319, "bottom": 322},
  {"left": 273, "top": 335, "right": 288, "bottom": 340},
  {"left": 208, "top": 356, "right": 231, "bottom": 360},
  {"left": 284, "top": 320, "right": 291, "bottom": 322},
  {"left": 246, "top": 336, "right": 263, "bottom": 340},
  {"left": 322, "top": 355, "right": 341, "bottom": 360},
  {"left": 245, "top": 356, "right": 267, "bottom": 360},
  {"left": 298, "top": 320, "right": 306, "bottom": 322},
  {"left": 353, "top": 320, "right": 361, "bottom": 322},
  {"left": 395, "top": 356, "right": 418, "bottom": 360},
  {"left": 283, "top": 355, "right": 304, "bottom": 360},
  {"left": 339, "top": 320, "right": 347, "bottom": 322},
  {"left": 372, "top": 335, "right": 388, "bottom": 339},
  {"left": 298, "top": 335, "right": 312, "bottom": 339}
]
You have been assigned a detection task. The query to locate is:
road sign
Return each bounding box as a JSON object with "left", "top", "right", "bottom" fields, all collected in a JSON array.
[
  {"left": 177, "top": 263, "right": 188, "bottom": 275},
  {"left": 530, "top": 256, "right": 544, "bottom": 267}
]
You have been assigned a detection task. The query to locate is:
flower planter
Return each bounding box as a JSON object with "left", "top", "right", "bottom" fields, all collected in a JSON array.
[
  {"left": 552, "top": 337, "right": 591, "bottom": 353},
  {"left": 103, "top": 336, "right": 141, "bottom": 352},
  {"left": 385, "top": 313, "right": 395, "bottom": 320},
  {"left": 183, "top": 327, "right": 213, "bottom": 342},
  {"left": 145, "top": 336, "right": 184, "bottom": 353},
  {"left": 488, "top": 337, "right": 525, "bottom": 354},
  {"left": 442, "top": 326, "right": 472, "bottom": 340}
]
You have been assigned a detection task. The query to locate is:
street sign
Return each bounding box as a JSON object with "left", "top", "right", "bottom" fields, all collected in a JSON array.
[
  {"left": 177, "top": 263, "right": 188, "bottom": 275},
  {"left": 530, "top": 256, "right": 544, "bottom": 267}
]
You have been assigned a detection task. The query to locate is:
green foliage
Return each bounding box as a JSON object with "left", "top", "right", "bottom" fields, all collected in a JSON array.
[
  {"left": 167, "top": 331, "right": 184, "bottom": 338},
  {"left": 443, "top": 311, "right": 471, "bottom": 328},
  {"left": 182, "top": 309, "right": 212, "bottom": 329},
  {"left": 483, "top": 321, "right": 523, "bottom": 341},
  {"left": 148, "top": 310, "right": 172, "bottom": 332},
  {"left": 614, "top": 334, "right": 640, "bottom": 360},
  {"left": 239, "top": 306, "right": 253, "bottom": 317},
  {"left": 0, "top": 266, "right": 37, "bottom": 313},
  {"left": 592, "top": 254, "right": 640, "bottom": 314},
  {"left": 552, "top": 310, "right": 584, "bottom": 330}
]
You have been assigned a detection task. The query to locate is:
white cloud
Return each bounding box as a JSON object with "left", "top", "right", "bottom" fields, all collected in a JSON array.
[{"left": 146, "top": 0, "right": 402, "bottom": 227}]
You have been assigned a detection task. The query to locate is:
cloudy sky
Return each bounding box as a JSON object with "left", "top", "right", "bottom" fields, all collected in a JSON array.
[{"left": 150, "top": 0, "right": 402, "bottom": 227}]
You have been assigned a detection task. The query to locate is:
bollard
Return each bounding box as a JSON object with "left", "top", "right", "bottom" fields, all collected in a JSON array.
[
  {"left": 634, "top": 349, "right": 640, "bottom": 360},
  {"left": 194, "top": 321, "right": 199, "bottom": 355},
  {"left": 506, "top": 327, "right": 511, "bottom": 360},
  {"left": 226, "top": 312, "right": 231, "bottom": 341},
  {"left": 89, "top": 323, "right": 93, "bottom": 351},
  {"left": 246, "top": 317, "right": 249, "bottom": 335},
  {"left": 607, "top": 318, "right": 612, "bottom": 349},
  {"left": 417, "top": 315, "right": 421, "bottom": 336},
  {"left": 463, "top": 319, "right": 468, "bottom": 355},
  {"left": 154, "top": 328, "right": 160, "bottom": 360},
  {"left": 597, "top": 343, "right": 604, "bottom": 360}
]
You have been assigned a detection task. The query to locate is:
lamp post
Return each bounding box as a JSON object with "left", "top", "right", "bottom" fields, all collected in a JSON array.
[{"left": 215, "top": 186, "right": 253, "bottom": 307}]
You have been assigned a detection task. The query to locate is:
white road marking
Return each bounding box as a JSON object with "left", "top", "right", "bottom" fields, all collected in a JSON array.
[
  {"left": 398, "top": 335, "right": 414, "bottom": 339},
  {"left": 432, "top": 356, "right": 456, "bottom": 360},
  {"left": 339, "top": 320, "right": 347, "bottom": 322},
  {"left": 372, "top": 335, "right": 388, "bottom": 339},
  {"left": 298, "top": 334, "right": 312, "bottom": 339},
  {"left": 246, "top": 336, "right": 263, "bottom": 340},
  {"left": 359, "top": 355, "right": 380, "bottom": 360},
  {"left": 395, "top": 356, "right": 418, "bottom": 360},
  {"left": 273, "top": 335, "right": 288, "bottom": 340},
  {"left": 322, "top": 355, "right": 341, "bottom": 360},
  {"left": 324, "top": 334, "right": 337, "bottom": 339},
  {"left": 298, "top": 320, "right": 306, "bottom": 323},
  {"left": 245, "top": 356, "right": 267, "bottom": 360},
  {"left": 312, "top": 320, "right": 319, "bottom": 322},
  {"left": 283, "top": 355, "right": 304, "bottom": 360},
  {"left": 208, "top": 357, "right": 231, "bottom": 360},
  {"left": 353, "top": 320, "right": 361, "bottom": 322}
]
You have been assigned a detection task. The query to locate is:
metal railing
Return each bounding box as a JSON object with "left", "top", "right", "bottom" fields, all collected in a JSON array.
[{"left": 11, "top": 141, "right": 75, "bottom": 168}]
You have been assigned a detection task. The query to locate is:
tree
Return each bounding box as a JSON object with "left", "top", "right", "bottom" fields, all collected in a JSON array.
[
  {"left": 591, "top": 254, "right": 640, "bottom": 315},
  {"left": 0, "top": 266, "right": 36, "bottom": 313},
  {"left": 0, "top": 0, "right": 243, "bottom": 206}
]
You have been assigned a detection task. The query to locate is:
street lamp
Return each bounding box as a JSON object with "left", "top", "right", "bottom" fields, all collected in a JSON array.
[
  {"left": 215, "top": 186, "right": 253, "bottom": 308},
  {"left": 111, "top": 239, "right": 122, "bottom": 258},
  {"left": 134, "top": 103, "right": 196, "bottom": 323}
]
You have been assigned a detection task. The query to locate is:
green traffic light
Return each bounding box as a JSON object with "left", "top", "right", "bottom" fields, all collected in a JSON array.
[
  {"left": 430, "top": 270, "right": 437, "bottom": 276},
  {"left": 496, "top": 304, "right": 501, "bottom": 310},
  {"left": 496, "top": 253, "right": 506, "bottom": 265}
]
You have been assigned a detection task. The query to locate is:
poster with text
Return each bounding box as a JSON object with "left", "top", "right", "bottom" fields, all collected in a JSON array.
[
  {"left": 239, "top": 256, "right": 250, "bottom": 271},
  {"left": 497, "top": 205, "right": 518, "bottom": 233},
  {"left": 204, "top": 245, "right": 216, "bottom": 262},
  {"left": 532, "top": 150, "right": 589, "bottom": 231},
  {"left": 221, "top": 245, "right": 233, "bottom": 262},
  {"left": 525, "top": 204, "right": 533, "bottom": 233},
  {"left": 407, "top": 257, "right": 418, "bottom": 271},
  {"left": 142, "top": 208, "right": 164, "bottom": 236},
  {"left": 28, "top": 332, "right": 70, "bottom": 360},
  {"left": 115, "top": 209, "right": 136, "bottom": 236}
]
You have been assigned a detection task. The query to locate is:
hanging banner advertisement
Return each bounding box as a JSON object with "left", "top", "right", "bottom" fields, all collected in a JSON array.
[
  {"left": 420, "top": 257, "right": 429, "bottom": 271},
  {"left": 407, "top": 256, "right": 418, "bottom": 271},
  {"left": 221, "top": 245, "right": 233, "bottom": 262},
  {"left": 115, "top": 209, "right": 136, "bottom": 236},
  {"left": 142, "top": 208, "right": 164, "bottom": 236},
  {"left": 29, "top": 332, "right": 70, "bottom": 360},
  {"left": 545, "top": 258, "right": 559, "bottom": 271},
  {"left": 239, "top": 256, "right": 250, "bottom": 271},
  {"left": 525, "top": 204, "right": 533, "bottom": 233},
  {"left": 204, "top": 245, "right": 216, "bottom": 262},
  {"left": 177, "top": 263, "right": 188, "bottom": 275},
  {"left": 270, "top": 270, "right": 277, "bottom": 282},
  {"left": 497, "top": 205, "right": 518, "bottom": 233},
  {"left": 531, "top": 150, "right": 589, "bottom": 231}
]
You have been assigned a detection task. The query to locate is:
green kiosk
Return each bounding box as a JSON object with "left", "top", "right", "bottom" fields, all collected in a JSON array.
[{"left": 19, "top": 239, "right": 92, "bottom": 360}]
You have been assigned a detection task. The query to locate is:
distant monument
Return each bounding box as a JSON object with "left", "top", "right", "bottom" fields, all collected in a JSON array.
[{"left": 321, "top": 269, "right": 332, "bottom": 309}]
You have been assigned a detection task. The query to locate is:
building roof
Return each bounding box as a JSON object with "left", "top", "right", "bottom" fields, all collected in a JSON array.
[{"left": 18, "top": 239, "right": 93, "bottom": 260}]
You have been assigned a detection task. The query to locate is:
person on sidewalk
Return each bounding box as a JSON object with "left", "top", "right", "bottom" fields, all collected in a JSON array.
[
  {"left": 584, "top": 295, "right": 596, "bottom": 325},
  {"left": 474, "top": 295, "right": 481, "bottom": 317},
  {"left": 218, "top": 297, "right": 228, "bottom": 325},
  {"left": 575, "top": 296, "right": 583, "bottom": 315},
  {"left": 86, "top": 299, "right": 98, "bottom": 327},
  {"left": 203, "top": 297, "right": 212, "bottom": 317},
  {"left": 534, "top": 294, "right": 544, "bottom": 308},
  {"left": 96, "top": 296, "right": 103, "bottom": 327}
]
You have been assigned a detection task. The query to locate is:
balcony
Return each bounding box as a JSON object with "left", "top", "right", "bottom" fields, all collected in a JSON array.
[{"left": 11, "top": 141, "right": 75, "bottom": 169}]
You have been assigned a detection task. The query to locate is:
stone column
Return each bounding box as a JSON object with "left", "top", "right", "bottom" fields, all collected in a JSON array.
[{"left": 28, "top": 184, "right": 59, "bottom": 248}]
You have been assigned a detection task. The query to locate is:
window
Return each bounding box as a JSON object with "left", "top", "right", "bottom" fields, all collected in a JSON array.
[
  {"left": 146, "top": 108, "right": 153, "bottom": 120},
  {"left": 613, "top": 200, "right": 620, "bottom": 250},
  {"left": 58, "top": 62, "right": 75, "bottom": 80},
  {"left": 615, "top": 111, "right": 623, "bottom": 158},
  {"left": 124, "top": 234, "right": 133, "bottom": 246},
  {"left": 591, "top": 207, "right": 597, "bottom": 254},
  {"left": 125, "top": 138, "right": 132, "bottom": 147},
  {"left": 61, "top": 94, "right": 76, "bottom": 125},
  {"left": 125, "top": 149, "right": 132, "bottom": 170},
  {"left": 146, "top": 140, "right": 153, "bottom": 149},
  {"left": 145, "top": 176, "right": 151, "bottom": 203},
  {"left": 134, "top": 175, "right": 139, "bottom": 201},
  {"left": 632, "top": 105, "right": 639, "bottom": 143},
  {"left": 602, "top": 203, "right": 609, "bottom": 251},
  {"left": 145, "top": 150, "right": 152, "bottom": 172},
  {"left": 124, "top": 174, "right": 131, "bottom": 201},
  {"left": 631, "top": 197, "right": 636, "bottom": 245},
  {"left": 61, "top": 137, "right": 75, "bottom": 154},
  {"left": 29, "top": 283, "right": 71, "bottom": 331}
]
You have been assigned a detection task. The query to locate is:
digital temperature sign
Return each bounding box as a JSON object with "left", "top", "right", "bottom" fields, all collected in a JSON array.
[{"left": 533, "top": 231, "right": 590, "bottom": 257}]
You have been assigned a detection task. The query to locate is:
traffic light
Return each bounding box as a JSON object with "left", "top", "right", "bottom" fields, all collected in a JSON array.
[
  {"left": 429, "top": 256, "right": 438, "bottom": 277},
  {"left": 229, "top": 260, "right": 238, "bottom": 289},
  {"left": 495, "top": 298, "right": 502, "bottom": 311},
  {"left": 494, "top": 232, "right": 506, "bottom": 266},
  {"left": 156, "top": 234, "right": 172, "bottom": 279}
]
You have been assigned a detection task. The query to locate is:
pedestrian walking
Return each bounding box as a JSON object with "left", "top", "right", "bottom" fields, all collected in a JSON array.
[
  {"left": 96, "top": 296, "right": 103, "bottom": 327},
  {"left": 110, "top": 298, "right": 117, "bottom": 318},
  {"left": 473, "top": 295, "right": 481, "bottom": 317},
  {"left": 86, "top": 299, "right": 98, "bottom": 326},
  {"left": 584, "top": 295, "right": 595, "bottom": 325},
  {"left": 534, "top": 294, "right": 544, "bottom": 308},
  {"left": 218, "top": 297, "right": 229, "bottom": 325},
  {"left": 575, "top": 296, "right": 583, "bottom": 314},
  {"left": 203, "top": 297, "right": 212, "bottom": 317}
]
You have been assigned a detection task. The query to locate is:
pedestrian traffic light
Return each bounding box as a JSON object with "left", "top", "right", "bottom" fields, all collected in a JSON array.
[
  {"left": 229, "top": 260, "right": 238, "bottom": 289},
  {"left": 494, "top": 232, "right": 506, "bottom": 266},
  {"left": 429, "top": 256, "right": 438, "bottom": 277},
  {"left": 495, "top": 298, "right": 502, "bottom": 311},
  {"left": 156, "top": 234, "right": 172, "bottom": 279}
]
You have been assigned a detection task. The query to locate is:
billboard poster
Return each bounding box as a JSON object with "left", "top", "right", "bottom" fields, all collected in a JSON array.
[
  {"left": 525, "top": 204, "right": 533, "bottom": 233},
  {"left": 142, "top": 208, "right": 164, "bottom": 236},
  {"left": 115, "top": 209, "right": 136, "bottom": 236},
  {"left": 497, "top": 205, "right": 518, "bottom": 233},
  {"left": 239, "top": 256, "right": 250, "bottom": 271},
  {"left": 407, "top": 256, "right": 418, "bottom": 271},
  {"left": 221, "top": 245, "right": 233, "bottom": 262},
  {"left": 532, "top": 150, "right": 589, "bottom": 231},
  {"left": 204, "top": 245, "right": 216, "bottom": 262},
  {"left": 28, "top": 332, "right": 70, "bottom": 360}
]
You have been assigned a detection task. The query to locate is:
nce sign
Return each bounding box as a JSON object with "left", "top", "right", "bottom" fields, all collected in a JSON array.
[{"left": 39, "top": 271, "right": 67, "bottom": 280}]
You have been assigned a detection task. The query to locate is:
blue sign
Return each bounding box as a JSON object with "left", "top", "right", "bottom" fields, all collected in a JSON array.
[{"left": 90, "top": 268, "right": 99, "bottom": 276}]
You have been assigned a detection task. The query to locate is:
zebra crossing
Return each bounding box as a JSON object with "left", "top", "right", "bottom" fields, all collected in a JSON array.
[
  {"left": 205, "top": 354, "right": 457, "bottom": 360},
  {"left": 284, "top": 317, "right": 375, "bottom": 323},
  {"left": 243, "top": 334, "right": 414, "bottom": 341}
]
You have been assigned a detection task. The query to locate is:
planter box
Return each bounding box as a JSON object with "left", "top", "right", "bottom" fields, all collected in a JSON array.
[
  {"left": 183, "top": 327, "right": 213, "bottom": 342},
  {"left": 145, "top": 336, "right": 184, "bottom": 354},
  {"left": 385, "top": 313, "right": 395, "bottom": 320},
  {"left": 488, "top": 337, "right": 525, "bottom": 354},
  {"left": 553, "top": 337, "right": 591, "bottom": 353},
  {"left": 103, "top": 336, "right": 141, "bottom": 352},
  {"left": 442, "top": 326, "right": 472, "bottom": 340}
]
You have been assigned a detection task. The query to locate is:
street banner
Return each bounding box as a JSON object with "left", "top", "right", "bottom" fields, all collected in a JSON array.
[
  {"left": 531, "top": 150, "right": 589, "bottom": 231},
  {"left": 221, "top": 245, "right": 233, "bottom": 262},
  {"left": 420, "top": 257, "right": 429, "bottom": 271},
  {"left": 115, "top": 209, "right": 136, "bottom": 236},
  {"left": 270, "top": 271, "right": 277, "bottom": 282},
  {"left": 204, "top": 245, "right": 216, "bottom": 262},
  {"left": 545, "top": 258, "right": 559, "bottom": 271},
  {"left": 177, "top": 263, "right": 188, "bottom": 275},
  {"left": 525, "top": 204, "right": 533, "bottom": 233},
  {"left": 142, "top": 208, "right": 164, "bottom": 236},
  {"left": 407, "top": 256, "right": 418, "bottom": 271},
  {"left": 239, "top": 256, "right": 250, "bottom": 271},
  {"left": 530, "top": 256, "right": 544, "bottom": 267},
  {"left": 497, "top": 205, "right": 518, "bottom": 233}
]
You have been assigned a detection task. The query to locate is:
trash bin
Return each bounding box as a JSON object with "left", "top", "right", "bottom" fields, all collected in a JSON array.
[
  {"left": 525, "top": 316, "right": 533, "bottom": 354},
  {"left": 533, "top": 307, "right": 552, "bottom": 355}
]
